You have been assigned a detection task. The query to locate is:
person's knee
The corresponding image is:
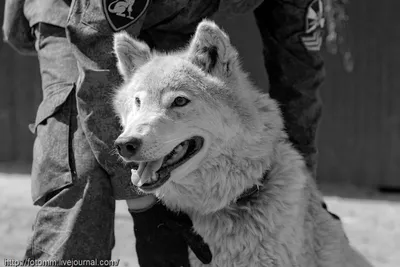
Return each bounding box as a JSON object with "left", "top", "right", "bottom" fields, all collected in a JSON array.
[{"left": 126, "top": 194, "right": 157, "bottom": 212}]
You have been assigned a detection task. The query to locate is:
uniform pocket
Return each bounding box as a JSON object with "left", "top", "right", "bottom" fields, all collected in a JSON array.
[
  {"left": 30, "top": 83, "right": 75, "bottom": 134},
  {"left": 31, "top": 86, "right": 76, "bottom": 206},
  {"left": 30, "top": 208, "right": 72, "bottom": 256}
]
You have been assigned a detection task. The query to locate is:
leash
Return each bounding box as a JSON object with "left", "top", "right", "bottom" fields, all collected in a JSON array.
[
  {"left": 235, "top": 170, "right": 270, "bottom": 205},
  {"left": 234, "top": 170, "right": 342, "bottom": 224}
]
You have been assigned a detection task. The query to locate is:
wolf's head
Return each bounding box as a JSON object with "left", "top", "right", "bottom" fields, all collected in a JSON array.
[{"left": 113, "top": 20, "right": 285, "bottom": 213}]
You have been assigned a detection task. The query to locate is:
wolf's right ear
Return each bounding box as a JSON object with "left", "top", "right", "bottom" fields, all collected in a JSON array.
[
  {"left": 113, "top": 32, "right": 151, "bottom": 80},
  {"left": 187, "top": 20, "right": 238, "bottom": 77}
]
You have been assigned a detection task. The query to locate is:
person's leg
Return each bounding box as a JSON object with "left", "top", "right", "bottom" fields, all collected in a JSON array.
[
  {"left": 24, "top": 23, "right": 115, "bottom": 264},
  {"left": 253, "top": 0, "right": 345, "bottom": 223},
  {"left": 253, "top": 0, "right": 325, "bottom": 178},
  {"left": 25, "top": 91, "right": 116, "bottom": 263}
]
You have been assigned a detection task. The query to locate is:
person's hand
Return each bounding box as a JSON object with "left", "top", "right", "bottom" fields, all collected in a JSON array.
[{"left": 130, "top": 201, "right": 212, "bottom": 267}]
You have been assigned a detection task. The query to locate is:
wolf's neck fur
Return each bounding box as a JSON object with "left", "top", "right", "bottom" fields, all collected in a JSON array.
[{"left": 157, "top": 73, "right": 287, "bottom": 215}]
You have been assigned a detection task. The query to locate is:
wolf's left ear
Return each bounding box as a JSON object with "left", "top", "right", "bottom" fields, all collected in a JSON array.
[
  {"left": 187, "top": 20, "right": 238, "bottom": 76},
  {"left": 113, "top": 32, "right": 151, "bottom": 80}
]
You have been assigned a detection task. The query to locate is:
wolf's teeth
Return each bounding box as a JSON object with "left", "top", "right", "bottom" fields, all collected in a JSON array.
[
  {"left": 175, "top": 144, "right": 183, "bottom": 153},
  {"left": 150, "top": 172, "right": 158, "bottom": 182},
  {"left": 161, "top": 140, "right": 191, "bottom": 168},
  {"left": 170, "top": 152, "right": 179, "bottom": 160}
]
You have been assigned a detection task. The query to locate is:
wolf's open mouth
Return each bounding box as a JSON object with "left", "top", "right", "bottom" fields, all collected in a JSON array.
[{"left": 133, "top": 136, "right": 204, "bottom": 191}]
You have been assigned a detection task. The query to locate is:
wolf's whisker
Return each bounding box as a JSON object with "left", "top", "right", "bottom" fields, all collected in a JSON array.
[{"left": 163, "top": 137, "right": 182, "bottom": 144}]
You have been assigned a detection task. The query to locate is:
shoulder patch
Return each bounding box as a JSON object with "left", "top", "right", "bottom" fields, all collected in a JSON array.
[
  {"left": 301, "top": 0, "right": 325, "bottom": 51},
  {"left": 103, "top": 0, "right": 150, "bottom": 32}
]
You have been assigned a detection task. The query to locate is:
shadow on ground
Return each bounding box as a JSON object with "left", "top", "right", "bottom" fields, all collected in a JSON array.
[{"left": 319, "top": 182, "right": 400, "bottom": 203}]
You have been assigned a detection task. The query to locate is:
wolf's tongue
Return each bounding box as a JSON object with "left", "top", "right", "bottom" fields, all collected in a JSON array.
[{"left": 131, "top": 159, "right": 163, "bottom": 187}]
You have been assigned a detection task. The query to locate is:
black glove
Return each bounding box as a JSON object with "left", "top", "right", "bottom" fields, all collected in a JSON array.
[{"left": 130, "top": 201, "right": 212, "bottom": 267}]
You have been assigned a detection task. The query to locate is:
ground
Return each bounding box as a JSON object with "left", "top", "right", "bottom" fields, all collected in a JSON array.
[{"left": 0, "top": 167, "right": 399, "bottom": 267}]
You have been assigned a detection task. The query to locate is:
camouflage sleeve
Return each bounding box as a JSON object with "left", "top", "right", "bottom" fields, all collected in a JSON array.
[
  {"left": 2, "top": 0, "right": 36, "bottom": 55},
  {"left": 254, "top": 0, "right": 325, "bottom": 177}
]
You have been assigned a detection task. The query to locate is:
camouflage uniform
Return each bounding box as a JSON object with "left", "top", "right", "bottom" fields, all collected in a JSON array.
[
  {"left": 2, "top": 0, "right": 325, "bottom": 265},
  {"left": 254, "top": 0, "right": 325, "bottom": 178}
]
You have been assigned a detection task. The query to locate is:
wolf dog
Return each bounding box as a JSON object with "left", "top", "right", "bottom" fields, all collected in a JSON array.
[{"left": 112, "top": 20, "right": 373, "bottom": 267}]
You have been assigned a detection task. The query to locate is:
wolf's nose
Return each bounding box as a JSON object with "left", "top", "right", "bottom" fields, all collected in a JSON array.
[{"left": 115, "top": 137, "right": 142, "bottom": 158}]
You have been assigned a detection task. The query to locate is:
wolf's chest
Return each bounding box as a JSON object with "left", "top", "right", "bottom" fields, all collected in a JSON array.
[{"left": 188, "top": 211, "right": 289, "bottom": 267}]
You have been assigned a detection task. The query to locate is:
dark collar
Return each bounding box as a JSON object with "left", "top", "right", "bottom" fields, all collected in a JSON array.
[{"left": 235, "top": 170, "right": 270, "bottom": 205}]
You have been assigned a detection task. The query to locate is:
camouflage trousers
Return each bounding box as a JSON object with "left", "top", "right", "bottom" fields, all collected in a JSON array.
[
  {"left": 25, "top": 23, "right": 116, "bottom": 262},
  {"left": 254, "top": 0, "right": 325, "bottom": 178}
]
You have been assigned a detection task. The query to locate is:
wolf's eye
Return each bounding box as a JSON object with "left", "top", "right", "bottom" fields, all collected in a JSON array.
[
  {"left": 135, "top": 97, "right": 141, "bottom": 107},
  {"left": 171, "top": 96, "right": 190, "bottom": 108}
]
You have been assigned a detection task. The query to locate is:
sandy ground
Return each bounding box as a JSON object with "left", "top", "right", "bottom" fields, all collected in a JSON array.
[{"left": 0, "top": 171, "right": 399, "bottom": 267}]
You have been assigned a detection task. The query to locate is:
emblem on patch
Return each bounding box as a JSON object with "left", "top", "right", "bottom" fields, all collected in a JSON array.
[
  {"left": 301, "top": 0, "right": 325, "bottom": 51},
  {"left": 103, "top": 0, "right": 150, "bottom": 31}
]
